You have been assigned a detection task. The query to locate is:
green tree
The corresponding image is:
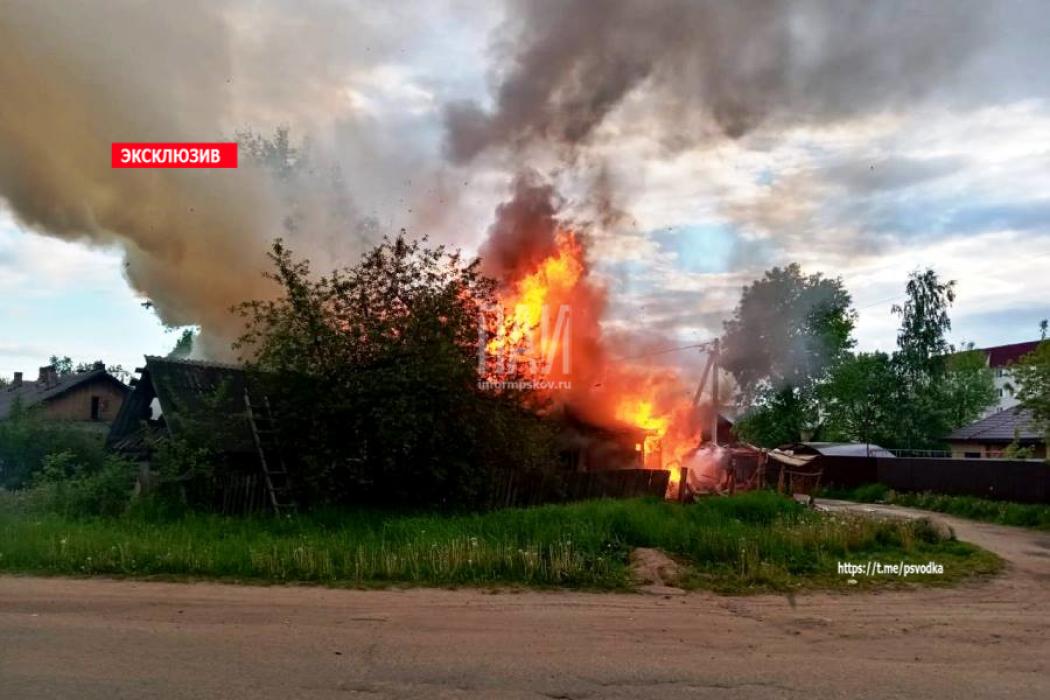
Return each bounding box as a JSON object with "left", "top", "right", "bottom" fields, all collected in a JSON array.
[
  {"left": 892, "top": 269, "right": 955, "bottom": 381},
  {"left": 941, "top": 347, "right": 997, "bottom": 430},
  {"left": 234, "top": 234, "right": 557, "bottom": 507},
  {"left": 889, "top": 269, "right": 970, "bottom": 449},
  {"left": 723, "top": 263, "right": 855, "bottom": 446},
  {"left": 819, "top": 351, "right": 898, "bottom": 447},
  {"left": 1010, "top": 320, "right": 1050, "bottom": 457},
  {"left": 48, "top": 355, "right": 74, "bottom": 375},
  {"left": 167, "top": 328, "right": 197, "bottom": 358}
]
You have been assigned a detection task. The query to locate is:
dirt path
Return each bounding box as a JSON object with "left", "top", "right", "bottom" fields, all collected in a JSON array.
[{"left": 2, "top": 504, "right": 1049, "bottom": 699}]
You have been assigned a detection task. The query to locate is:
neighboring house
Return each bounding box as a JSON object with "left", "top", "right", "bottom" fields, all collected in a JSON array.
[
  {"left": 972, "top": 340, "right": 1041, "bottom": 416},
  {"left": 0, "top": 363, "right": 129, "bottom": 429},
  {"left": 946, "top": 408, "right": 1045, "bottom": 459}
]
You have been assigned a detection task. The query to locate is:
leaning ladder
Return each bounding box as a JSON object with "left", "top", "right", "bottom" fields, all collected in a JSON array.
[{"left": 244, "top": 390, "right": 295, "bottom": 515}]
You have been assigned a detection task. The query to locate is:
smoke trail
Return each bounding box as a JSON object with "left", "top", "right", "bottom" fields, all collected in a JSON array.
[
  {"left": 445, "top": 0, "right": 996, "bottom": 161},
  {"left": 0, "top": 0, "right": 410, "bottom": 356}
]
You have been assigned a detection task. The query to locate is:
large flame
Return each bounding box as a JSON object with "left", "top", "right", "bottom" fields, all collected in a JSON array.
[
  {"left": 488, "top": 231, "right": 583, "bottom": 370},
  {"left": 488, "top": 225, "right": 701, "bottom": 490}
]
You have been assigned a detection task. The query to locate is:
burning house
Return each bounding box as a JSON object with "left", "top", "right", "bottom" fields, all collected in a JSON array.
[{"left": 480, "top": 179, "right": 711, "bottom": 494}]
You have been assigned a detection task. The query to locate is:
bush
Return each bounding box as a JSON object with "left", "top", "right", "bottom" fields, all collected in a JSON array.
[
  {"left": 21, "top": 451, "right": 137, "bottom": 517},
  {"left": 852, "top": 483, "right": 891, "bottom": 502},
  {"left": 0, "top": 404, "right": 107, "bottom": 489}
]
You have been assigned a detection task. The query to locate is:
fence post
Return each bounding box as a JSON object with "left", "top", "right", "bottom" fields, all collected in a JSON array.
[{"left": 678, "top": 467, "right": 689, "bottom": 502}]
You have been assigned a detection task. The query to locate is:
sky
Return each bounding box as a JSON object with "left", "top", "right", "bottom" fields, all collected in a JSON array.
[{"left": 1, "top": 0, "right": 1049, "bottom": 379}]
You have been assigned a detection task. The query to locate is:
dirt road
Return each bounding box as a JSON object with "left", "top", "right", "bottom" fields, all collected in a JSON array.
[{"left": 2, "top": 503, "right": 1049, "bottom": 699}]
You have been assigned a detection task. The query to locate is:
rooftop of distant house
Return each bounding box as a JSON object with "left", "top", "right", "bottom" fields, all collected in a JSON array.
[
  {"left": 0, "top": 363, "right": 128, "bottom": 420},
  {"left": 947, "top": 408, "right": 1043, "bottom": 444},
  {"left": 978, "top": 340, "right": 1042, "bottom": 368}
]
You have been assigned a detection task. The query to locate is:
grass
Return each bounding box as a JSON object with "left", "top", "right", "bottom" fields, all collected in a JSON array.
[
  {"left": 0, "top": 491, "right": 1000, "bottom": 594},
  {"left": 825, "top": 483, "right": 1050, "bottom": 531}
]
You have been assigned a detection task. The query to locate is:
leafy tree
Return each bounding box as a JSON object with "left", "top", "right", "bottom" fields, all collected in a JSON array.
[
  {"left": 43, "top": 355, "right": 128, "bottom": 382},
  {"left": 732, "top": 265, "right": 995, "bottom": 450},
  {"left": 941, "top": 348, "right": 997, "bottom": 430},
  {"left": 723, "top": 263, "right": 855, "bottom": 446},
  {"left": 887, "top": 269, "right": 962, "bottom": 449},
  {"left": 892, "top": 269, "right": 956, "bottom": 381},
  {"left": 723, "top": 264, "right": 855, "bottom": 399},
  {"left": 733, "top": 386, "right": 819, "bottom": 448},
  {"left": 819, "top": 351, "right": 898, "bottom": 446},
  {"left": 167, "top": 328, "right": 197, "bottom": 358},
  {"left": 234, "top": 234, "right": 558, "bottom": 507},
  {"left": 49, "top": 355, "right": 74, "bottom": 375},
  {"left": 1010, "top": 320, "right": 1050, "bottom": 457}
]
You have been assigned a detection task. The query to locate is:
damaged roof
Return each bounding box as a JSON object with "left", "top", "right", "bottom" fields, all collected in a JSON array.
[{"left": 107, "top": 356, "right": 258, "bottom": 455}]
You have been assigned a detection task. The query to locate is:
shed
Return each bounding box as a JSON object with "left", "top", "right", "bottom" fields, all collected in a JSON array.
[{"left": 106, "top": 356, "right": 257, "bottom": 462}]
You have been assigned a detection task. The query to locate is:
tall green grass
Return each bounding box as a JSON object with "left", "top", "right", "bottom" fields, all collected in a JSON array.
[{"left": 0, "top": 492, "right": 998, "bottom": 592}]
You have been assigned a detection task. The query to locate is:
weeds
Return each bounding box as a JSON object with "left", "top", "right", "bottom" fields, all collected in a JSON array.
[{"left": 0, "top": 492, "right": 998, "bottom": 592}]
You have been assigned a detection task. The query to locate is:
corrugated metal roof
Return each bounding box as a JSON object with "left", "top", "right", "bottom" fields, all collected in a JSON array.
[
  {"left": 802, "top": 442, "right": 896, "bottom": 458},
  {"left": 0, "top": 368, "right": 128, "bottom": 420},
  {"left": 947, "top": 408, "right": 1043, "bottom": 443}
]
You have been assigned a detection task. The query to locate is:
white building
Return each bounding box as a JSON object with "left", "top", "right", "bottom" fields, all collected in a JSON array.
[{"left": 974, "top": 340, "right": 1041, "bottom": 416}]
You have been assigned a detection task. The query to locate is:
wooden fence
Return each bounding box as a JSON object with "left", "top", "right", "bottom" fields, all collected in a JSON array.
[{"left": 819, "top": 455, "right": 1050, "bottom": 503}]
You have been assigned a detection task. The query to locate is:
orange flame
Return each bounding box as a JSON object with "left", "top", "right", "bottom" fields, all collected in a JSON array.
[{"left": 490, "top": 226, "right": 701, "bottom": 494}]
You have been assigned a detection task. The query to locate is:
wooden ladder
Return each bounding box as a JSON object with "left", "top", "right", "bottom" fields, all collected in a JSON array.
[{"left": 244, "top": 390, "right": 295, "bottom": 515}]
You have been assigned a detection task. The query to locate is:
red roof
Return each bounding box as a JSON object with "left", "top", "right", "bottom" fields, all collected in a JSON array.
[{"left": 982, "top": 341, "right": 1041, "bottom": 368}]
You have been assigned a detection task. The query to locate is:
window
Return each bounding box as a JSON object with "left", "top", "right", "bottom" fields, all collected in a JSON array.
[{"left": 90, "top": 396, "right": 100, "bottom": 420}]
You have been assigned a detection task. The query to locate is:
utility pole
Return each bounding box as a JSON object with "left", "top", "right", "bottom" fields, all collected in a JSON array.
[
  {"left": 710, "top": 338, "right": 719, "bottom": 448},
  {"left": 692, "top": 338, "right": 721, "bottom": 448}
]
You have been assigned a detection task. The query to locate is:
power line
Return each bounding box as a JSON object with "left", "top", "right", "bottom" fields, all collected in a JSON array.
[{"left": 612, "top": 341, "right": 714, "bottom": 362}]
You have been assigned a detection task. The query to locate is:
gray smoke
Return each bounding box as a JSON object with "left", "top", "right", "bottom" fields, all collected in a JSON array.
[
  {"left": 445, "top": 0, "right": 1036, "bottom": 162},
  {"left": 0, "top": 0, "right": 429, "bottom": 357}
]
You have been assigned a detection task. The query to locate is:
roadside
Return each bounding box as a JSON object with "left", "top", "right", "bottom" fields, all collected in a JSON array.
[
  {"left": 821, "top": 484, "right": 1050, "bottom": 530},
  {"left": 816, "top": 498, "right": 1050, "bottom": 581},
  {"left": 1, "top": 503, "right": 1048, "bottom": 699},
  {"left": 0, "top": 493, "right": 996, "bottom": 594}
]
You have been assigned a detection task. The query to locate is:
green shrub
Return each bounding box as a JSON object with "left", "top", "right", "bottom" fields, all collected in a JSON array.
[
  {"left": 22, "top": 452, "right": 137, "bottom": 518},
  {"left": 852, "top": 483, "right": 891, "bottom": 502},
  {"left": 0, "top": 405, "right": 107, "bottom": 489},
  {"left": 829, "top": 484, "right": 1050, "bottom": 530}
]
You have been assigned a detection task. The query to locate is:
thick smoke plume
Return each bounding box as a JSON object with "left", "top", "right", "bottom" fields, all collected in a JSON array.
[
  {"left": 0, "top": 0, "right": 404, "bottom": 356},
  {"left": 446, "top": 0, "right": 996, "bottom": 161}
]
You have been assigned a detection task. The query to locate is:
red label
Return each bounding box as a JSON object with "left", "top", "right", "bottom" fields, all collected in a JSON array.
[{"left": 111, "top": 142, "right": 238, "bottom": 168}]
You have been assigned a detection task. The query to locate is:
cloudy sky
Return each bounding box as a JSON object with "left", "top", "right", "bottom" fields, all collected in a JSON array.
[{"left": 1, "top": 0, "right": 1049, "bottom": 378}]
